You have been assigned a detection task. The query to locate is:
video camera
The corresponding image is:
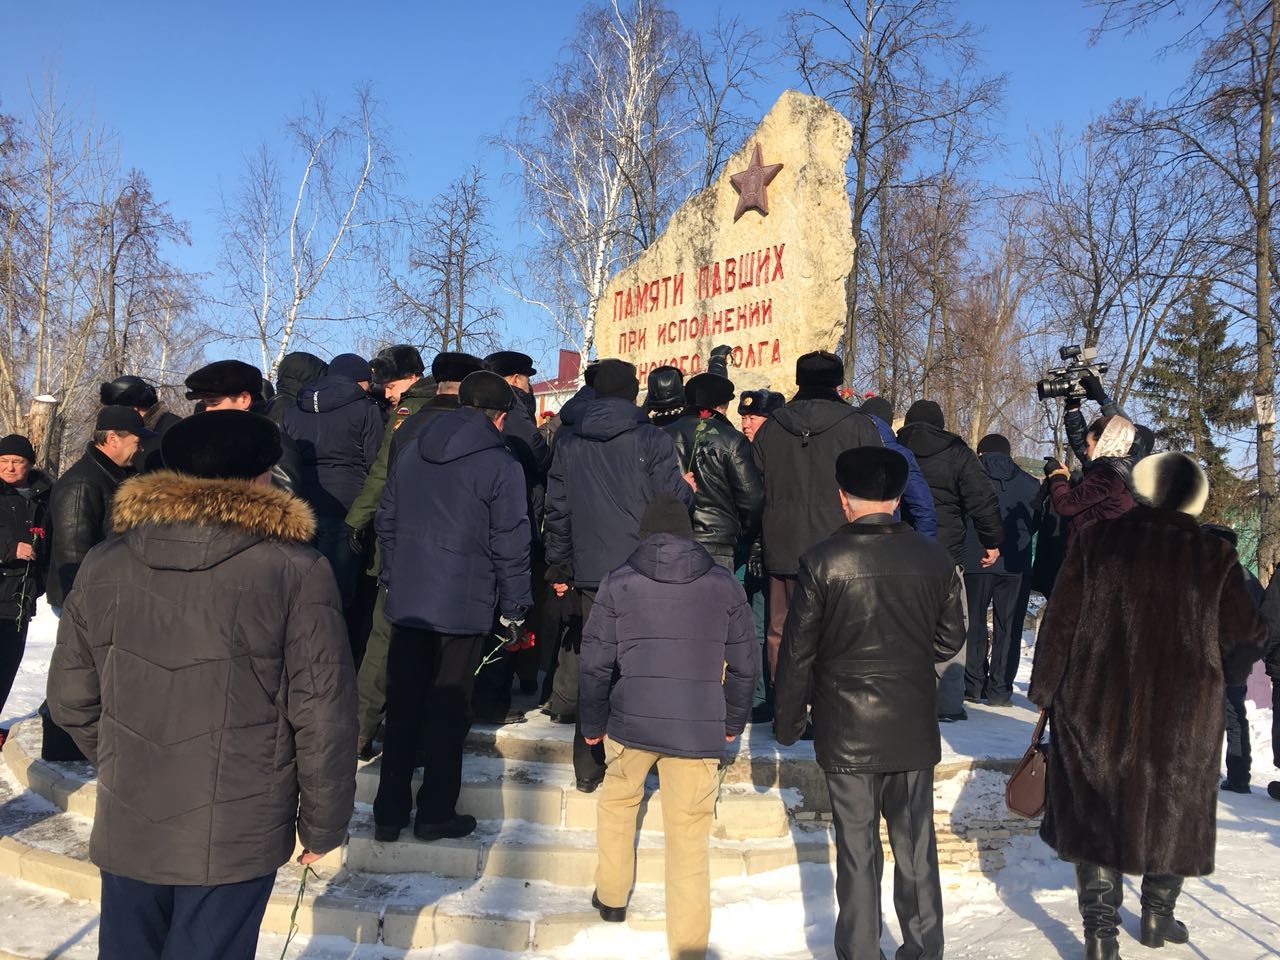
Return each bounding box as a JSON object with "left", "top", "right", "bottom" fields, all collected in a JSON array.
[{"left": 1036, "top": 344, "right": 1109, "bottom": 401}]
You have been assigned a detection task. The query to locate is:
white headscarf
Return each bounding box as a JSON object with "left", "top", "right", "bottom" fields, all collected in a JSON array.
[{"left": 1092, "top": 415, "right": 1136, "bottom": 460}]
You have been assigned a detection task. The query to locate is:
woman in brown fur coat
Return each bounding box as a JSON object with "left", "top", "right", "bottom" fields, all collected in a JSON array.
[{"left": 1029, "top": 452, "right": 1265, "bottom": 960}]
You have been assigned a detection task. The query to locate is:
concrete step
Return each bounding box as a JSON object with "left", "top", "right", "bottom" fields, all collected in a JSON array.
[{"left": 354, "top": 759, "right": 790, "bottom": 840}]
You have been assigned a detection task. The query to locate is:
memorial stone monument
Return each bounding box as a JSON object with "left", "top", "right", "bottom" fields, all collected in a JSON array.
[{"left": 596, "top": 88, "right": 855, "bottom": 398}]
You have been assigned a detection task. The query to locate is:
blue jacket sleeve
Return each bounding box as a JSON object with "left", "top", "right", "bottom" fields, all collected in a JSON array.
[
  {"left": 374, "top": 457, "right": 399, "bottom": 586},
  {"left": 490, "top": 457, "right": 532, "bottom": 621},
  {"left": 723, "top": 577, "right": 757, "bottom": 737},
  {"left": 360, "top": 405, "right": 386, "bottom": 476},
  {"left": 578, "top": 576, "right": 619, "bottom": 739},
  {"left": 896, "top": 445, "right": 937, "bottom": 539},
  {"left": 543, "top": 441, "right": 573, "bottom": 578}
]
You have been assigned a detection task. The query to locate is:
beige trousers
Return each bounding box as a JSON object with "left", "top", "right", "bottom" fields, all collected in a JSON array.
[{"left": 594, "top": 737, "right": 720, "bottom": 960}]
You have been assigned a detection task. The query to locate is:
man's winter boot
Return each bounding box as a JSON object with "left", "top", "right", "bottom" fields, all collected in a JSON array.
[
  {"left": 1076, "top": 863, "right": 1123, "bottom": 959},
  {"left": 1268, "top": 780, "right": 1280, "bottom": 801},
  {"left": 1139, "top": 874, "right": 1188, "bottom": 948}
]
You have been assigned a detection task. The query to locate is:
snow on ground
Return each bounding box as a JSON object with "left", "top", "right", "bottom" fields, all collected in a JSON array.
[{"left": 2, "top": 604, "right": 1279, "bottom": 958}]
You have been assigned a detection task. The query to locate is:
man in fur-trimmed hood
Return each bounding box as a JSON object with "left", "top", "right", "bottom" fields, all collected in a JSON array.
[
  {"left": 48, "top": 411, "right": 356, "bottom": 960},
  {"left": 1029, "top": 452, "right": 1264, "bottom": 958}
]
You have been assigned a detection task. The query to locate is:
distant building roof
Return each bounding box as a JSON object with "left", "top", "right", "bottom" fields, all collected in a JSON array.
[{"left": 531, "top": 349, "right": 581, "bottom": 396}]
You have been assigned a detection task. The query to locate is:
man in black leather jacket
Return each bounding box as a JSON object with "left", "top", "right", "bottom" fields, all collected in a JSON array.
[
  {"left": 47, "top": 407, "right": 151, "bottom": 610},
  {"left": 774, "top": 446, "right": 965, "bottom": 960},
  {"left": 664, "top": 372, "right": 763, "bottom": 570}
]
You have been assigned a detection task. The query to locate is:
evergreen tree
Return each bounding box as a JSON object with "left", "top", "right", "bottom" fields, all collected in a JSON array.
[{"left": 1139, "top": 277, "right": 1252, "bottom": 524}]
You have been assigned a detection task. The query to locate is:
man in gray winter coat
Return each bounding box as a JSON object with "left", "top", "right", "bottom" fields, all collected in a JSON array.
[{"left": 48, "top": 411, "right": 357, "bottom": 960}]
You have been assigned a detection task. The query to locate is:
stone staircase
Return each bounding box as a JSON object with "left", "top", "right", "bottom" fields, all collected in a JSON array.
[{"left": 0, "top": 710, "right": 1040, "bottom": 955}]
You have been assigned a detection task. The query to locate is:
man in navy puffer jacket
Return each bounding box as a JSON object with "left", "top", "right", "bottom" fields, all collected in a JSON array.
[
  {"left": 580, "top": 494, "right": 755, "bottom": 958},
  {"left": 280, "top": 353, "right": 384, "bottom": 611},
  {"left": 372, "top": 371, "right": 531, "bottom": 844},
  {"left": 543, "top": 358, "right": 694, "bottom": 790}
]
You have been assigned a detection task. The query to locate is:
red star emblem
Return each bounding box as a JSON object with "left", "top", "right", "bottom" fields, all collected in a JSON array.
[{"left": 730, "top": 143, "right": 784, "bottom": 222}]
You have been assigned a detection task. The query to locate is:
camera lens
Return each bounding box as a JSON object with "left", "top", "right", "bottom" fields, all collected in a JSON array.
[{"left": 1037, "top": 378, "right": 1070, "bottom": 400}]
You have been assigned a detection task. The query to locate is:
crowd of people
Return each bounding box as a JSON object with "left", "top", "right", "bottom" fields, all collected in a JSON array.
[{"left": 0, "top": 342, "right": 1270, "bottom": 960}]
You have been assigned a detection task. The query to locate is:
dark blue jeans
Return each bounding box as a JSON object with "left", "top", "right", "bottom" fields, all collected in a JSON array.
[
  {"left": 99, "top": 870, "right": 275, "bottom": 960},
  {"left": 313, "top": 514, "right": 360, "bottom": 610}
]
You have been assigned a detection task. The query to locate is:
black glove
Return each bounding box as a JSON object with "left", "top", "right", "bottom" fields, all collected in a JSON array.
[
  {"left": 746, "top": 543, "right": 764, "bottom": 581},
  {"left": 1043, "top": 456, "right": 1064, "bottom": 478},
  {"left": 347, "top": 524, "right": 371, "bottom": 557},
  {"left": 499, "top": 614, "right": 525, "bottom": 647},
  {"left": 1080, "top": 374, "right": 1107, "bottom": 405}
]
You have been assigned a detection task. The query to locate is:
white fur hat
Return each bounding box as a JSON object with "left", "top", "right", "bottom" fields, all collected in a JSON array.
[{"left": 1132, "top": 452, "right": 1209, "bottom": 517}]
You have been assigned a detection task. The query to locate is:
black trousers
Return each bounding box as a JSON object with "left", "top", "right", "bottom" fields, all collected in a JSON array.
[
  {"left": 1224, "top": 683, "right": 1251, "bottom": 784},
  {"left": 572, "top": 589, "right": 606, "bottom": 786},
  {"left": 99, "top": 870, "right": 274, "bottom": 960},
  {"left": 0, "top": 618, "right": 30, "bottom": 720},
  {"left": 1272, "top": 679, "right": 1280, "bottom": 769},
  {"left": 826, "top": 769, "right": 944, "bottom": 960},
  {"left": 471, "top": 634, "right": 516, "bottom": 721},
  {"left": 373, "top": 625, "right": 484, "bottom": 828},
  {"left": 963, "top": 572, "right": 1026, "bottom": 702}
]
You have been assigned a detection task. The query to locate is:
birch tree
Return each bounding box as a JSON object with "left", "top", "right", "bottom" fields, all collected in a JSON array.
[
  {"left": 220, "top": 86, "right": 392, "bottom": 378},
  {"left": 501, "top": 0, "right": 685, "bottom": 366}
]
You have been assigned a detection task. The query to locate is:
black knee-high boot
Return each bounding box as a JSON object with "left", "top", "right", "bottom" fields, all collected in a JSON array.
[
  {"left": 1140, "top": 874, "right": 1188, "bottom": 948},
  {"left": 1075, "top": 863, "right": 1123, "bottom": 959}
]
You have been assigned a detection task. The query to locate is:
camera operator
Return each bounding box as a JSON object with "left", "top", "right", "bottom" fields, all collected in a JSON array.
[{"left": 1044, "top": 414, "right": 1137, "bottom": 544}]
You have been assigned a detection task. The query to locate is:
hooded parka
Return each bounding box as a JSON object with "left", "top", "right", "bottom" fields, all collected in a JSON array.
[
  {"left": 46, "top": 471, "right": 357, "bottom": 885},
  {"left": 280, "top": 373, "right": 385, "bottom": 517}
]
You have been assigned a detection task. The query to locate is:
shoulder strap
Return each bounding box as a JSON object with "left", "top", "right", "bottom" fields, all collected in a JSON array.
[{"left": 1031, "top": 709, "right": 1048, "bottom": 745}]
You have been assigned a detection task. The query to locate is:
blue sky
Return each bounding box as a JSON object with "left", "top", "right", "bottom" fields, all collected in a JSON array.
[{"left": 3, "top": 1, "right": 1197, "bottom": 369}]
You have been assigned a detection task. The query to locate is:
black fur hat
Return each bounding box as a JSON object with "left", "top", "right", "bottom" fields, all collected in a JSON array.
[
  {"left": 645, "top": 366, "right": 685, "bottom": 413},
  {"left": 738, "top": 390, "right": 785, "bottom": 417},
  {"left": 431, "top": 351, "right": 485, "bottom": 384},
  {"left": 1132, "top": 452, "right": 1209, "bottom": 516},
  {"left": 100, "top": 375, "right": 158, "bottom": 409},
  {"left": 370, "top": 345, "right": 425, "bottom": 384},
  {"left": 161, "top": 411, "right": 281, "bottom": 480},
  {"left": 795, "top": 351, "right": 843, "bottom": 390},
  {"left": 459, "top": 370, "right": 516, "bottom": 412},
  {"left": 594, "top": 359, "right": 640, "bottom": 401},
  {"left": 685, "top": 372, "right": 735, "bottom": 410},
  {"left": 638, "top": 493, "right": 693, "bottom": 539},
  {"left": 184, "top": 360, "right": 263, "bottom": 401},
  {"left": 836, "top": 446, "right": 909, "bottom": 501},
  {"left": 485, "top": 351, "right": 537, "bottom": 378}
]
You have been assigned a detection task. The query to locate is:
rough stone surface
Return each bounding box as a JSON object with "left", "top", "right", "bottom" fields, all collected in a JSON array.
[{"left": 595, "top": 89, "right": 854, "bottom": 398}]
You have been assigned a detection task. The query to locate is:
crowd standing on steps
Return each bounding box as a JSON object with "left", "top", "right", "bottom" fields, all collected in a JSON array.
[{"left": 0, "top": 340, "right": 1263, "bottom": 960}]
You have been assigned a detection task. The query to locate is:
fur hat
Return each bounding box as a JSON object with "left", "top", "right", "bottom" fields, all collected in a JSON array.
[
  {"left": 370, "top": 345, "right": 425, "bottom": 383},
  {"left": 459, "top": 370, "right": 516, "bottom": 412},
  {"left": 977, "top": 433, "right": 1012, "bottom": 456},
  {"left": 836, "top": 446, "right": 909, "bottom": 502},
  {"left": 685, "top": 372, "right": 735, "bottom": 410},
  {"left": 100, "top": 375, "right": 158, "bottom": 409},
  {"left": 431, "top": 351, "right": 485, "bottom": 384},
  {"left": 485, "top": 351, "right": 537, "bottom": 378},
  {"left": 795, "top": 351, "right": 843, "bottom": 390},
  {"left": 161, "top": 411, "right": 281, "bottom": 480},
  {"left": 645, "top": 366, "right": 685, "bottom": 413},
  {"left": 328, "top": 353, "right": 372, "bottom": 383},
  {"left": 638, "top": 493, "right": 693, "bottom": 539},
  {"left": 95, "top": 406, "right": 156, "bottom": 436},
  {"left": 904, "top": 399, "right": 945, "bottom": 430},
  {"left": 738, "top": 390, "right": 785, "bottom": 417},
  {"left": 593, "top": 359, "right": 640, "bottom": 401},
  {"left": 0, "top": 434, "right": 36, "bottom": 461},
  {"left": 1132, "top": 452, "right": 1209, "bottom": 516},
  {"left": 184, "top": 360, "right": 264, "bottom": 401},
  {"left": 859, "top": 396, "right": 894, "bottom": 424}
]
